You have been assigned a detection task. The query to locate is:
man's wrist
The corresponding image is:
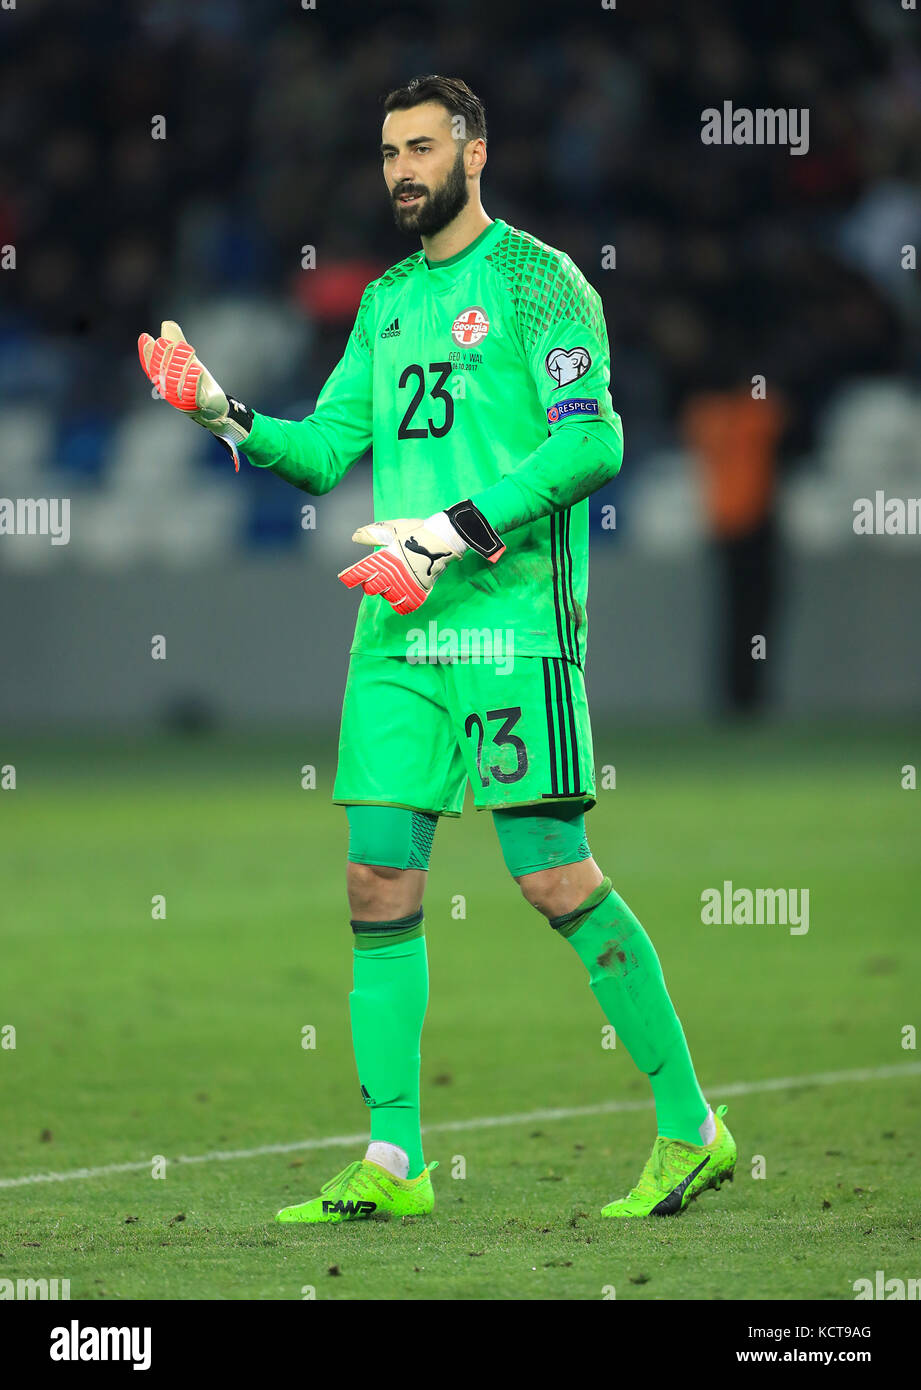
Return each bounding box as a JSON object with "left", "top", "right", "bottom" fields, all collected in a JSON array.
[
  {"left": 443, "top": 498, "right": 505, "bottom": 562},
  {"left": 220, "top": 392, "right": 254, "bottom": 442},
  {"left": 234, "top": 409, "right": 279, "bottom": 468},
  {"left": 425, "top": 509, "right": 468, "bottom": 556}
]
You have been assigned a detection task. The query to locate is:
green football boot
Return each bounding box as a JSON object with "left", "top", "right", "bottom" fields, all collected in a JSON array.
[
  {"left": 601, "top": 1104, "right": 736, "bottom": 1218},
  {"left": 275, "top": 1157, "right": 439, "bottom": 1224}
]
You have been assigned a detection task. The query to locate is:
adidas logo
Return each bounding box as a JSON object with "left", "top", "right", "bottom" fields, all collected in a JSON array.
[{"left": 380, "top": 317, "right": 401, "bottom": 339}]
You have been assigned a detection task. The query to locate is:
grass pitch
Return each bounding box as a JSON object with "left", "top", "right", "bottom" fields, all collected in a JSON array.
[{"left": 1, "top": 723, "right": 918, "bottom": 1300}]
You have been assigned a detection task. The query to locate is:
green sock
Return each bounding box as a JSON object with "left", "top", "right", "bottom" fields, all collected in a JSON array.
[
  {"left": 552, "top": 878, "right": 708, "bottom": 1145},
  {"left": 349, "top": 912, "right": 428, "bottom": 1178}
]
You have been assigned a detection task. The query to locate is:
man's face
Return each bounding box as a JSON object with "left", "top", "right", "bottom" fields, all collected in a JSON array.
[{"left": 381, "top": 101, "right": 471, "bottom": 237}]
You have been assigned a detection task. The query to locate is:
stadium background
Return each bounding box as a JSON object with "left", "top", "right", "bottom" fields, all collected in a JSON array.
[
  {"left": 1, "top": 0, "right": 919, "bottom": 723},
  {"left": 1, "top": 0, "right": 919, "bottom": 1306}
]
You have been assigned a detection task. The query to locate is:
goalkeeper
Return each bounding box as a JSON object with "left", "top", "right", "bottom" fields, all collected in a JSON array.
[{"left": 139, "top": 75, "right": 735, "bottom": 1222}]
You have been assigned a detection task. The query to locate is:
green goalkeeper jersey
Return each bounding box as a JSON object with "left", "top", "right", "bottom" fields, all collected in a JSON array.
[{"left": 242, "top": 217, "right": 624, "bottom": 665}]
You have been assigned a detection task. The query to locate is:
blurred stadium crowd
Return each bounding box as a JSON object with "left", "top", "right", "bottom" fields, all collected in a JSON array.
[{"left": 1, "top": 0, "right": 920, "bottom": 568}]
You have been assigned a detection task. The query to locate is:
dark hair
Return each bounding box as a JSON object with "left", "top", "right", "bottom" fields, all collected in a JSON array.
[{"left": 383, "top": 75, "right": 487, "bottom": 144}]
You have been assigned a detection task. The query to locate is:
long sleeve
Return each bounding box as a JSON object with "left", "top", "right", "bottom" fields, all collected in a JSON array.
[
  {"left": 470, "top": 415, "right": 623, "bottom": 533},
  {"left": 240, "top": 288, "right": 375, "bottom": 495},
  {"left": 471, "top": 254, "right": 623, "bottom": 533}
]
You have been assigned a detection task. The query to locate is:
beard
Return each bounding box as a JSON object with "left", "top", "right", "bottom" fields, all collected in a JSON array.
[{"left": 391, "top": 150, "right": 469, "bottom": 237}]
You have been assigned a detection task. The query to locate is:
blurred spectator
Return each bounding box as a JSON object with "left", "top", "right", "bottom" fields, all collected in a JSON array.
[
  {"left": 0, "top": 0, "right": 918, "bottom": 577},
  {"left": 682, "top": 382, "right": 787, "bottom": 714}
]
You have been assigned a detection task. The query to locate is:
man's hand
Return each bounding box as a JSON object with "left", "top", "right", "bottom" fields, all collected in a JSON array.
[
  {"left": 338, "top": 500, "right": 505, "bottom": 615},
  {"left": 137, "top": 320, "right": 252, "bottom": 471}
]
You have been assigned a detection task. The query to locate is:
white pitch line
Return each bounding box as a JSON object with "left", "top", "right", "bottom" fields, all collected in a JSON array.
[{"left": 1, "top": 1061, "right": 918, "bottom": 1191}]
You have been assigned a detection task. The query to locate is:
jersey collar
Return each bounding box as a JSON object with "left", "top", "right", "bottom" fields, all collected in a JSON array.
[{"left": 423, "top": 218, "right": 505, "bottom": 274}]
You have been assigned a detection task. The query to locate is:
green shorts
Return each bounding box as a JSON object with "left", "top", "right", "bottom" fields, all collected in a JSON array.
[{"left": 333, "top": 652, "right": 595, "bottom": 815}]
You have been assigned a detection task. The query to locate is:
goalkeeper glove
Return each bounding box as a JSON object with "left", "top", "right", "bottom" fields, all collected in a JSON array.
[
  {"left": 338, "top": 500, "right": 505, "bottom": 615},
  {"left": 137, "top": 320, "right": 252, "bottom": 471}
]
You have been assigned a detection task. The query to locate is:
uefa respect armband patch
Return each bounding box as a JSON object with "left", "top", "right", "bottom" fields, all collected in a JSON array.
[{"left": 547, "top": 398, "right": 600, "bottom": 424}]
